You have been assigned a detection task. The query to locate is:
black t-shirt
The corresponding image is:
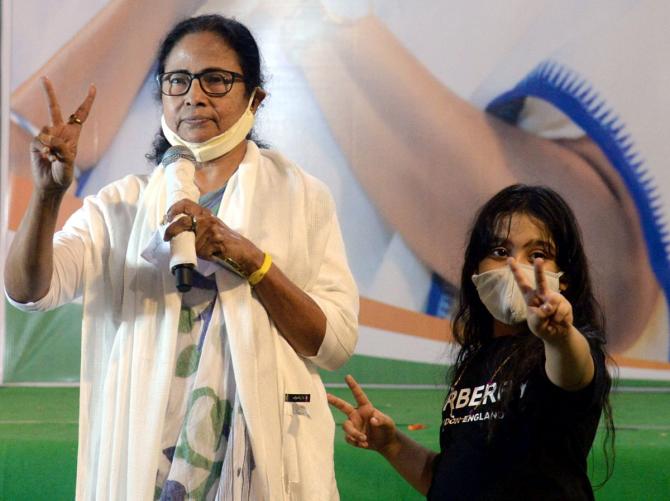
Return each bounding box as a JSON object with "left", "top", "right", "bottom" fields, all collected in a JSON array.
[{"left": 427, "top": 336, "right": 607, "bottom": 501}]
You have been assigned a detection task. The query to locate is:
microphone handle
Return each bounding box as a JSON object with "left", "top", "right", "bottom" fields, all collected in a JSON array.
[
  {"left": 169, "top": 225, "right": 197, "bottom": 292},
  {"left": 173, "top": 263, "right": 195, "bottom": 292},
  {"left": 164, "top": 156, "right": 200, "bottom": 292}
]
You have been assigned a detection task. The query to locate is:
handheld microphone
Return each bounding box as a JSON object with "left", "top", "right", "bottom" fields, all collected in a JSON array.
[{"left": 162, "top": 145, "right": 200, "bottom": 292}]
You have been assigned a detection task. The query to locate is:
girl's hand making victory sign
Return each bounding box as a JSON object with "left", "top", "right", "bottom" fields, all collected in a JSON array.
[
  {"left": 327, "top": 375, "right": 398, "bottom": 453},
  {"left": 328, "top": 375, "right": 439, "bottom": 493},
  {"left": 508, "top": 257, "right": 573, "bottom": 342},
  {"left": 30, "top": 77, "right": 96, "bottom": 193}
]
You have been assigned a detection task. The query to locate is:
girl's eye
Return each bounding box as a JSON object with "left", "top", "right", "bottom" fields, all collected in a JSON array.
[
  {"left": 530, "top": 249, "right": 554, "bottom": 261},
  {"left": 491, "top": 247, "right": 508, "bottom": 258}
]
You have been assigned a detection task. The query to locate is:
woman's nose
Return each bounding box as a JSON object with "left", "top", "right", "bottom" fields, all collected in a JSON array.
[{"left": 184, "top": 77, "right": 207, "bottom": 104}]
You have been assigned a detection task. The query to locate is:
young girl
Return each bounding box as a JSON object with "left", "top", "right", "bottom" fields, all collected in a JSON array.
[{"left": 329, "top": 184, "right": 614, "bottom": 500}]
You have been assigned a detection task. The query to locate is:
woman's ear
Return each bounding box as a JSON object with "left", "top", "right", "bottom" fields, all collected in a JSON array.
[{"left": 251, "top": 88, "right": 267, "bottom": 112}]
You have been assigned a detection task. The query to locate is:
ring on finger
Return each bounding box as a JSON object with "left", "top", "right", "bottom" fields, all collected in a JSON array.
[
  {"left": 190, "top": 215, "right": 197, "bottom": 233},
  {"left": 222, "top": 256, "right": 245, "bottom": 276},
  {"left": 68, "top": 114, "right": 83, "bottom": 125}
]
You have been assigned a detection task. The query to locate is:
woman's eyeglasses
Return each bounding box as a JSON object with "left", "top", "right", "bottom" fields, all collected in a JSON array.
[{"left": 157, "top": 69, "right": 245, "bottom": 97}]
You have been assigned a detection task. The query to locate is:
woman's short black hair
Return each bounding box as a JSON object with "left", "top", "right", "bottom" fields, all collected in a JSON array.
[
  {"left": 147, "top": 14, "right": 266, "bottom": 164},
  {"left": 153, "top": 14, "right": 264, "bottom": 99}
]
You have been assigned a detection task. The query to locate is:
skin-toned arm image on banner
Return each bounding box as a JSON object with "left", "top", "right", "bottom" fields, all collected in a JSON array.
[
  {"left": 2, "top": 0, "right": 670, "bottom": 499},
  {"left": 284, "top": 4, "right": 662, "bottom": 356}
]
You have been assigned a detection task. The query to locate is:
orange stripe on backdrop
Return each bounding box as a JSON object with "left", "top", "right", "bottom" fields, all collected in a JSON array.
[
  {"left": 8, "top": 174, "right": 83, "bottom": 232},
  {"left": 359, "top": 296, "right": 453, "bottom": 342},
  {"left": 612, "top": 355, "right": 670, "bottom": 371}
]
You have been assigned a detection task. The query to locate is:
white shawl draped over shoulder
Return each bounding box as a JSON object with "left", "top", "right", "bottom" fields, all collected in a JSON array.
[{"left": 11, "top": 142, "right": 358, "bottom": 500}]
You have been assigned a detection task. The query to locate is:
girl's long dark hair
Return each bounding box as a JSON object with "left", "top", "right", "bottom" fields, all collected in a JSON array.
[
  {"left": 146, "top": 15, "right": 267, "bottom": 164},
  {"left": 451, "top": 184, "right": 615, "bottom": 485}
]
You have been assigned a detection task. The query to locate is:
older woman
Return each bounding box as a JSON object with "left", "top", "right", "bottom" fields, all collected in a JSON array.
[{"left": 4, "top": 14, "right": 358, "bottom": 501}]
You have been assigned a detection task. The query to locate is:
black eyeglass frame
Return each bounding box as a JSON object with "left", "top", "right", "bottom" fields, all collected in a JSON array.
[{"left": 156, "top": 69, "right": 246, "bottom": 97}]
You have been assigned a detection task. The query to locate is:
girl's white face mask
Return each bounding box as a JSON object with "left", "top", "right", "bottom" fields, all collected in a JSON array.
[
  {"left": 161, "top": 89, "right": 258, "bottom": 162},
  {"left": 471, "top": 263, "right": 563, "bottom": 325}
]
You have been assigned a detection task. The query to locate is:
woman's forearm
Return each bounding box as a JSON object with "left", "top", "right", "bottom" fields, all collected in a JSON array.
[
  {"left": 4, "top": 189, "right": 64, "bottom": 303},
  {"left": 251, "top": 255, "right": 327, "bottom": 356}
]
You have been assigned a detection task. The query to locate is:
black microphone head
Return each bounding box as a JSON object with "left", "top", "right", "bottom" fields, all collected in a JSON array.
[{"left": 161, "top": 145, "right": 196, "bottom": 166}]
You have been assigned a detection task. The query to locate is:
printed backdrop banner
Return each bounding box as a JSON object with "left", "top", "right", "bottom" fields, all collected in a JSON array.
[{"left": 2, "top": 0, "right": 669, "bottom": 383}]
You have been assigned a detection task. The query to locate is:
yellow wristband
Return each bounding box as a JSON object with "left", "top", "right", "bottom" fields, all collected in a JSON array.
[{"left": 248, "top": 252, "right": 272, "bottom": 286}]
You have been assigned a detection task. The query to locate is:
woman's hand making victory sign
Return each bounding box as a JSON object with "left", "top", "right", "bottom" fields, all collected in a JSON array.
[
  {"left": 30, "top": 77, "right": 96, "bottom": 193},
  {"left": 508, "top": 257, "right": 573, "bottom": 342}
]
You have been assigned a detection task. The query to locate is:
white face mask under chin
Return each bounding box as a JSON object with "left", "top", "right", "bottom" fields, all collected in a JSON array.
[
  {"left": 161, "top": 89, "right": 258, "bottom": 163},
  {"left": 471, "top": 264, "right": 563, "bottom": 325}
]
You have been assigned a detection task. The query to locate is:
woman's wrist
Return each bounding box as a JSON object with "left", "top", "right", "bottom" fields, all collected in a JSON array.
[
  {"left": 248, "top": 252, "right": 272, "bottom": 286},
  {"left": 240, "top": 246, "right": 266, "bottom": 277},
  {"left": 32, "top": 186, "right": 66, "bottom": 212}
]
